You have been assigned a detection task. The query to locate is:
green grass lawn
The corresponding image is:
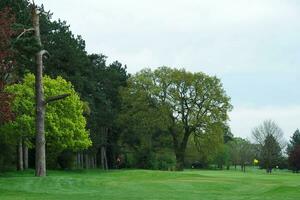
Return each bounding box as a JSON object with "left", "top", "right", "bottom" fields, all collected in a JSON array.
[{"left": 0, "top": 168, "right": 299, "bottom": 200}]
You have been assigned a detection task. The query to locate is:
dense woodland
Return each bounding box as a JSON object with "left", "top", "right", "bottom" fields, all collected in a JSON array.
[{"left": 0, "top": 0, "right": 300, "bottom": 176}]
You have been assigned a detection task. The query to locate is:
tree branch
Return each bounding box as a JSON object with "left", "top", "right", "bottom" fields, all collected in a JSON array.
[
  {"left": 45, "top": 94, "right": 70, "bottom": 104},
  {"left": 40, "top": 50, "right": 49, "bottom": 57},
  {"left": 16, "top": 28, "right": 35, "bottom": 39}
]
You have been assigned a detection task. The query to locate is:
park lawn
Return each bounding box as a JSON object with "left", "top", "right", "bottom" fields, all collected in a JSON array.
[{"left": 0, "top": 169, "right": 299, "bottom": 200}]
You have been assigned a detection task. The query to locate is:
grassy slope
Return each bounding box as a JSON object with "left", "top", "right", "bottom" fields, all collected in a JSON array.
[{"left": 0, "top": 169, "right": 299, "bottom": 200}]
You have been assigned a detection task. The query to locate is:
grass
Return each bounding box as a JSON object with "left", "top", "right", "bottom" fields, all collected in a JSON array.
[{"left": 0, "top": 168, "right": 299, "bottom": 200}]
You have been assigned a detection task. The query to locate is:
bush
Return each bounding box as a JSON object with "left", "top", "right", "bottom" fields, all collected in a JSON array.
[
  {"left": 154, "top": 152, "right": 176, "bottom": 170},
  {"left": 134, "top": 148, "right": 156, "bottom": 169}
]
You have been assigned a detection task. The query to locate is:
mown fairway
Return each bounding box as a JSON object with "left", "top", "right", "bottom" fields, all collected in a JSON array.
[{"left": 0, "top": 169, "right": 299, "bottom": 200}]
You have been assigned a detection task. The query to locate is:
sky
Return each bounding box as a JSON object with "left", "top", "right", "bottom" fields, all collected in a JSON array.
[{"left": 35, "top": 0, "right": 300, "bottom": 140}]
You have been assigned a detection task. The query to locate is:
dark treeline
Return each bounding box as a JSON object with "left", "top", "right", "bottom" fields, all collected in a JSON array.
[
  {"left": 0, "top": 0, "right": 299, "bottom": 174},
  {"left": 0, "top": 0, "right": 128, "bottom": 171}
]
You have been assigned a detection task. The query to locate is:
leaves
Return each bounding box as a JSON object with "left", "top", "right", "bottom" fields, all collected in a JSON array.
[{"left": 3, "top": 73, "right": 91, "bottom": 150}]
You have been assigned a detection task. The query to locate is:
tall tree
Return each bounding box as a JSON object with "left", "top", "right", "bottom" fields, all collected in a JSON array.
[
  {"left": 252, "top": 120, "right": 285, "bottom": 172},
  {"left": 1, "top": 0, "right": 129, "bottom": 171},
  {"left": 31, "top": 2, "right": 47, "bottom": 176},
  {"left": 261, "top": 134, "right": 281, "bottom": 173},
  {"left": 119, "top": 67, "right": 232, "bottom": 170},
  {"left": 288, "top": 129, "right": 300, "bottom": 172}
]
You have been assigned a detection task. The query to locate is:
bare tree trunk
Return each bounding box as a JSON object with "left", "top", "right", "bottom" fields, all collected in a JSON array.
[
  {"left": 91, "top": 156, "right": 95, "bottom": 168},
  {"left": 17, "top": 138, "right": 23, "bottom": 171},
  {"left": 23, "top": 142, "right": 28, "bottom": 170},
  {"left": 100, "top": 127, "right": 109, "bottom": 170},
  {"left": 80, "top": 152, "right": 84, "bottom": 168},
  {"left": 76, "top": 152, "right": 81, "bottom": 169},
  {"left": 91, "top": 155, "right": 93, "bottom": 168},
  {"left": 85, "top": 153, "right": 89, "bottom": 169},
  {"left": 32, "top": 4, "right": 46, "bottom": 177},
  {"left": 101, "top": 146, "right": 108, "bottom": 170}
]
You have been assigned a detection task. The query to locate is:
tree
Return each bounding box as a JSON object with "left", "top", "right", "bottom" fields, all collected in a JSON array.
[
  {"left": 287, "top": 129, "right": 300, "bottom": 152},
  {"left": 119, "top": 67, "right": 232, "bottom": 170},
  {"left": 252, "top": 120, "right": 284, "bottom": 172},
  {"left": 261, "top": 134, "right": 281, "bottom": 173},
  {"left": 213, "top": 126, "right": 234, "bottom": 170},
  {"left": 187, "top": 128, "right": 224, "bottom": 168},
  {"left": 0, "top": 6, "right": 15, "bottom": 88},
  {"left": 227, "top": 137, "right": 254, "bottom": 172},
  {"left": 0, "top": 6, "right": 16, "bottom": 123},
  {"left": 3, "top": 73, "right": 91, "bottom": 170},
  {"left": 252, "top": 120, "right": 285, "bottom": 148},
  {"left": 1, "top": 0, "right": 129, "bottom": 171},
  {"left": 31, "top": 2, "right": 48, "bottom": 176},
  {"left": 288, "top": 129, "right": 300, "bottom": 172}
]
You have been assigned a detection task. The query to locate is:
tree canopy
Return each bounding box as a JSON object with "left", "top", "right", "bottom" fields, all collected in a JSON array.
[
  {"left": 2, "top": 73, "right": 91, "bottom": 156},
  {"left": 119, "top": 67, "right": 232, "bottom": 170}
]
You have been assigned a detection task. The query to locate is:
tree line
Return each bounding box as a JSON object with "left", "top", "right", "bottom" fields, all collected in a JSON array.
[{"left": 0, "top": 0, "right": 299, "bottom": 175}]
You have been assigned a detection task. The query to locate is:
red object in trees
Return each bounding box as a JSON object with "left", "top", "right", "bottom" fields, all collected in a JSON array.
[
  {"left": 0, "top": 7, "right": 16, "bottom": 89},
  {"left": 0, "top": 7, "right": 15, "bottom": 124},
  {"left": 289, "top": 145, "right": 300, "bottom": 172},
  {"left": 0, "top": 92, "right": 14, "bottom": 124}
]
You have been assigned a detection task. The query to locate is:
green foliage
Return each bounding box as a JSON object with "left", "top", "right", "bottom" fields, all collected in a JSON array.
[
  {"left": 287, "top": 129, "right": 300, "bottom": 152},
  {"left": 3, "top": 74, "right": 91, "bottom": 167},
  {"left": 2, "top": 0, "right": 130, "bottom": 169},
  {"left": 261, "top": 134, "right": 282, "bottom": 171},
  {"left": 119, "top": 67, "right": 232, "bottom": 169},
  {"left": 288, "top": 129, "right": 300, "bottom": 172},
  {"left": 227, "top": 137, "right": 255, "bottom": 170}
]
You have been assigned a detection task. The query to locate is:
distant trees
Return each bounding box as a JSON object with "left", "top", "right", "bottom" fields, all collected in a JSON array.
[
  {"left": 119, "top": 67, "right": 232, "bottom": 170},
  {"left": 252, "top": 120, "right": 284, "bottom": 173},
  {"left": 288, "top": 129, "right": 300, "bottom": 172},
  {"left": 227, "top": 138, "right": 255, "bottom": 171}
]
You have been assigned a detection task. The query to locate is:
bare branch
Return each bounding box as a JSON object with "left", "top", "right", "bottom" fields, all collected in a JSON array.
[
  {"left": 40, "top": 50, "right": 50, "bottom": 58},
  {"left": 16, "top": 28, "right": 34, "bottom": 39},
  {"left": 45, "top": 94, "right": 70, "bottom": 104}
]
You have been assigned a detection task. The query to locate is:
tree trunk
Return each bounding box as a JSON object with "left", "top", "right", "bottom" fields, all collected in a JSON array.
[
  {"left": 32, "top": 5, "right": 46, "bottom": 177},
  {"left": 91, "top": 156, "right": 95, "bottom": 168},
  {"left": 101, "top": 146, "right": 108, "bottom": 170},
  {"left": 17, "top": 138, "right": 23, "bottom": 171},
  {"left": 94, "top": 154, "right": 97, "bottom": 168},
  {"left": 85, "top": 153, "right": 89, "bottom": 169},
  {"left": 23, "top": 142, "right": 28, "bottom": 170},
  {"left": 95, "top": 155, "right": 97, "bottom": 168},
  {"left": 80, "top": 152, "right": 84, "bottom": 168},
  {"left": 170, "top": 124, "right": 190, "bottom": 171},
  {"left": 175, "top": 150, "right": 185, "bottom": 171}
]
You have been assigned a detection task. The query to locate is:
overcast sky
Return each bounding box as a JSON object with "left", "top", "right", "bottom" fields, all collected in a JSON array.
[{"left": 35, "top": 0, "right": 300, "bottom": 140}]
